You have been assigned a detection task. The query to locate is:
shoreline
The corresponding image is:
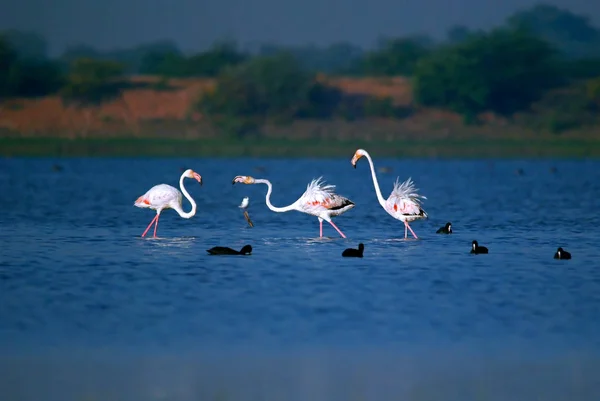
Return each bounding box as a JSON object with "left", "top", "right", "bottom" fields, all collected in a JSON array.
[{"left": 1, "top": 136, "right": 599, "bottom": 158}]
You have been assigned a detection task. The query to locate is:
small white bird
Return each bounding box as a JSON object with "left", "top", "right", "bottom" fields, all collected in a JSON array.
[{"left": 238, "top": 197, "right": 254, "bottom": 227}]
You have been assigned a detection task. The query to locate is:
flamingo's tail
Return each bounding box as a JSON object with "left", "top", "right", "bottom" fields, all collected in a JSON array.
[{"left": 134, "top": 196, "right": 151, "bottom": 208}]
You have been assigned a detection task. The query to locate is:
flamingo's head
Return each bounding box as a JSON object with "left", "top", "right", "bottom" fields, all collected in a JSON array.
[
  {"left": 184, "top": 169, "right": 203, "bottom": 185},
  {"left": 232, "top": 175, "right": 255, "bottom": 185},
  {"left": 351, "top": 149, "right": 367, "bottom": 168}
]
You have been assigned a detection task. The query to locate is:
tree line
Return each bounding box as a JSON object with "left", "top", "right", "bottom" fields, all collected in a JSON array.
[{"left": 1, "top": 3, "right": 600, "bottom": 132}]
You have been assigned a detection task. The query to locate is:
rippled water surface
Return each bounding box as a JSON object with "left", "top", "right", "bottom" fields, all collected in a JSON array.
[{"left": 1, "top": 156, "right": 600, "bottom": 400}]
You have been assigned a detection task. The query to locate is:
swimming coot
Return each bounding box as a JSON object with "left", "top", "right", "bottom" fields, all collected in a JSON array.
[
  {"left": 470, "top": 240, "right": 488, "bottom": 254},
  {"left": 342, "top": 243, "right": 364, "bottom": 258},
  {"left": 553, "top": 247, "right": 571, "bottom": 260},
  {"left": 436, "top": 222, "right": 452, "bottom": 234},
  {"left": 207, "top": 245, "right": 252, "bottom": 255}
]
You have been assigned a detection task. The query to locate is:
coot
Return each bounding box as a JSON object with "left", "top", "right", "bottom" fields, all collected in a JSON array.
[
  {"left": 436, "top": 222, "right": 452, "bottom": 234},
  {"left": 554, "top": 247, "right": 571, "bottom": 260},
  {"left": 470, "top": 240, "right": 488, "bottom": 254},
  {"left": 207, "top": 245, "right": 252, "bottom": 255},
  {"left": 342, "top": 243, "right": 364, "bottom": 258}
]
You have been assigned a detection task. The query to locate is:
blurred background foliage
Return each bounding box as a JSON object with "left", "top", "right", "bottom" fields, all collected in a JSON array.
[{"left": 2, "top": 4, "right": 600, "bottom": 134}]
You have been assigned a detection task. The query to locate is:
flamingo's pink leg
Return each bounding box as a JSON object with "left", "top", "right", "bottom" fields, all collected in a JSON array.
[
  {"left": 319, "top": 219, "right": 323, "bottom": 237},
  {"left": 404, "top": 221, "right": 418, "bottom": 239},
  {"left": 153, "top": 213, "right": 161, "bottom": 237},
  {"left": 141, "top": 214, "right": 158, "bottom": 238},
  {"left": 328, "top": 220, "right": 347, "bottom": 238}
]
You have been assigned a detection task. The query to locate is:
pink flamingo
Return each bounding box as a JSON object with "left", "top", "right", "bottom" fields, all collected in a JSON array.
[
  {"left": 232, "top": 175, "right": 355, "bottom": 238},
  {"left": 351, "top": 149, "right": 427, "bottom": 239},
  {"left": 134, "top": 169, "right": 203, "bottom": 237}
]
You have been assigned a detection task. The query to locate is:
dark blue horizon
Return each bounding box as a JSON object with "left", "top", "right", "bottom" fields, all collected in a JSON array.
[{"left": 2, "top": 0, "right": 600, "bottom": 56}]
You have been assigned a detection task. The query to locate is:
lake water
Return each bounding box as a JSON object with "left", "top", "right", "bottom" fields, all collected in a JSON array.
[{"left": 1, "top": 156, "right": 600, "bottom": 401}]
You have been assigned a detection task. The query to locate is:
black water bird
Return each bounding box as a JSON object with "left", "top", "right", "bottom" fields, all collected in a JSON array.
[
  {"left": 554, "top": 247, "right": 571, "bottom": 260},
  {"left": 342, "top": 243, "right": 364, "bottom": 258},
  {"left": 436, "top": 222, "right": 452, "bottom": 234},
  {"left": 470, "top": 240, "right": 488, "bottom": 254},
  {"left": 207, "top": 245, "right": 252, "bottom": 255}
]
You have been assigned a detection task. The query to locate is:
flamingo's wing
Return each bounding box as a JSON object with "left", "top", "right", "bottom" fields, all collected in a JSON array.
[
  {"left": 300, "top": 177, "right": 354, "bottom": 212},
  {"left": 142, "top": 184, "right": 180, "bottom": 207},
  {"left": 386, "top": 177, "right": 426, "bottom": 216}
]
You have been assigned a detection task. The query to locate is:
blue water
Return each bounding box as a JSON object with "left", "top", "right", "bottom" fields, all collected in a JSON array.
[{"left": 1, "top": 156, "right": 600, "bottom": 400}]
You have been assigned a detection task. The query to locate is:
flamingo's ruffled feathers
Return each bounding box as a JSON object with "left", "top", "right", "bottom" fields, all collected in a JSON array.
[
  {"left": 301, "top": 176, "right": 354, "bottom": 213},
  {"left": 387, "top": 177, "right": 427, "bottom": 216}
]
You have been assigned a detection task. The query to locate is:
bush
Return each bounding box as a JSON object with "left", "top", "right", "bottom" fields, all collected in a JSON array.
[
  {"left": 60, "top": 58, "right": 125, "bottom": 106},
  {"left": 413, "top": 28, "right": 565, "bottom": 119},
  {"left": 0, "top": 35, "right": 65, "bottom": 98},
  {"left": 197, "top": 53, "right": 316, "bottom": 135}
]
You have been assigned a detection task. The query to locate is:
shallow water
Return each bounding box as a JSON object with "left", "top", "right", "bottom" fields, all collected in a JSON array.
[{"left": 1, "top": 156, "right": 600, "bottom": 400}]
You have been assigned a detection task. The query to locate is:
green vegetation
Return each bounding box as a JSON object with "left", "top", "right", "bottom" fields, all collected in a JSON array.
[
  {"left": 139, "top": 40, "right": 248, "bottom": 77},
  {"left": 197, "top": 52, "right": 317, "bottom": 136},
  {"left": 352, "top": 36, "right": 433, "bottom": 76},
  {"left": 0, "top": 32, "right": 64, "bottom": 99},
  {"left": 2, "top": 3, "right": 600, "bottom": 139},
  {"left": 60, "top": 58, "right": 125, "bottom": 106},
  {"left": 2, "top": 136, "right": 599, "bottom": 158},
  {"left": 413, "top": 28, "right": 564, "bottom": 121}
]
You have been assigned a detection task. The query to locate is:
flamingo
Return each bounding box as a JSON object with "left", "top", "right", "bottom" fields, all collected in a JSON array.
[
  {"left": 134, "top": 169, "right": 203, "bottom": 238},
  {"left": 232, "top": 175, "right": 355, "bottom": 238},
  {"left": 351, "top": 149, "right": 427, "bottom": 239}
]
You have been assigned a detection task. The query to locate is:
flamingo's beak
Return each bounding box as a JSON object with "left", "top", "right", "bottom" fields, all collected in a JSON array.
[
  {"left": 192, "top": 172, "right": 203, "bottom": 185},
  {"left": 232, "top": 176, "right": 245, "bottom": 185},
  {"left": 351, "top": 154, "right": 360, "bottom": 168}
]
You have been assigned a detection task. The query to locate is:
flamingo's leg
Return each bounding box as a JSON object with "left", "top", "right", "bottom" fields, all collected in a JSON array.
[
  {"left": 153, "top": 213, "right": 161, "bottom": 237},
  {"left": 141, "top": 214, "right": 158, "bottom": 238},
  {"left": 328, "top": 220, "right": 347, "bottom": 239},
  {"left": 319, "top": 218, "right": 323, "bottom": 237},
  {"left": 405, "top": 221, "right": 418, "bottom": 239},
  {"left": 404, "top": 223, "right": 408, "bottom": 239}
]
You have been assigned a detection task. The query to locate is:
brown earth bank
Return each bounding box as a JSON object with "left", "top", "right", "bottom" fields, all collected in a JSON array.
[{"left": 0, "top": 75, "right": 598, "bottom": 141}]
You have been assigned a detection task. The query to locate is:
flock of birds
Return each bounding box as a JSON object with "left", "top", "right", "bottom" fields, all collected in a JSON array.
[{"left": 133, "top": 148, "right": 572, "bottom": 260}]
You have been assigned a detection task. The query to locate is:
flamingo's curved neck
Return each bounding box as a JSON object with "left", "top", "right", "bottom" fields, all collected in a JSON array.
[
  {"left": 174, "top": 173, "right": 197, "bottom": 219},
  {"left": 255, "top": 179, "right": 296, "bottom": 213},
  {"left": 363, "top": 151, "right": 387, "bottom": 208}
]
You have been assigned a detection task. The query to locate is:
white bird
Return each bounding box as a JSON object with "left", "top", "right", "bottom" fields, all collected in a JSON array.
[
  {"left": 238, "top": 196, "right": 254, "bottom": 227},
  {"left": 232, "top": 175, "right": 354, "bottom": 238},
  {"left": 351, "top": 149, "right": 427, "bottom": 239},
  {"left": 134, "top": 169, "right": 203, "bottom": 238}
]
